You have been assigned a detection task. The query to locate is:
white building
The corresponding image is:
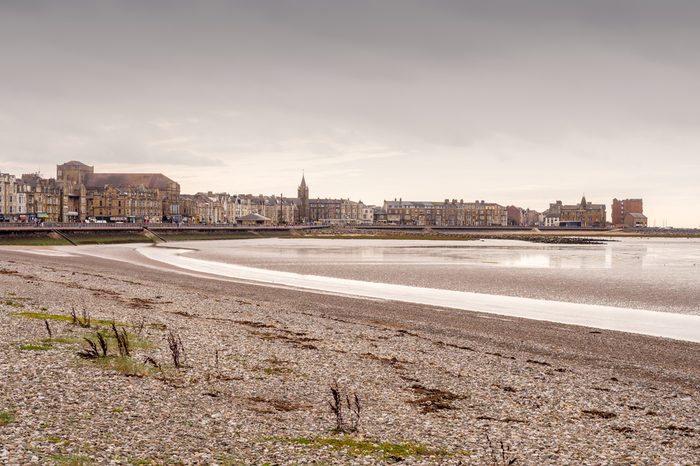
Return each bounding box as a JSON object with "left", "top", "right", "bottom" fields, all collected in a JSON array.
[
  {"left": 360, "top": 205, "right": 375, "bottom": 224},
  {"left": 0, "top": 172, "right": 26, "bottom": 221}
]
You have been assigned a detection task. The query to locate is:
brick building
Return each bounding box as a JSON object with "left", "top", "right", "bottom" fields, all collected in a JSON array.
[
  {"left": 612, "top": 198, "right": 643, "bottom": 226},
  {"left": 56, "top": 161, "right": 180, "bottom": 222}
]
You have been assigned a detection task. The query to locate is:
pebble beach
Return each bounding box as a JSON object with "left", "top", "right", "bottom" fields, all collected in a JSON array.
[{"left": 1, "top": 245, "right": 699, "bottom": 465}]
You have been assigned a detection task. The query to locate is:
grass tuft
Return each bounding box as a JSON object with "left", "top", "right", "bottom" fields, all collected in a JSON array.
[
  {"left": 18, "top": 342, "right": 53, "bottom": 351},
  {"left": 266, "top": 436, "right": 456, "bottom": 460},
  {"left": 43, "top": 336, "right": 84, "bottom": 345},
  {"left": 0, "top": 410, "right": 15, "bottom": 426},
  {"left": 13, "top": 311, "right": 126, "bottom": 327},
  {"left": 18, "top": 336, "right": 87, "bottom": 352},
  {"left": 94, "top": 356, "right": 156, "bottom": 377}
]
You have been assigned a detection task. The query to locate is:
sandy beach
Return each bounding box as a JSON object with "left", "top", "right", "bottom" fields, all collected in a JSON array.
[{"left": 1, "top": 243, "right": 699, "bottom": 465}]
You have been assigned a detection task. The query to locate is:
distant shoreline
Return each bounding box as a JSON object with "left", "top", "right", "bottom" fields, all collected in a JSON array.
[{"left": 0, "top": 224, "right": 698, "bottom": 246}]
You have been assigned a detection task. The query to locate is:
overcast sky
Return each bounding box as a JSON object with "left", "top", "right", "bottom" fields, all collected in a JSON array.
[{"left": 1, "top": 1, "right": 698, "bottom": 226}]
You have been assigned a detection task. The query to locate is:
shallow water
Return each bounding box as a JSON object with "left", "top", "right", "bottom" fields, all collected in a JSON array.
[
  {"left": 178, "top": 237, "right": 700, "bottom": 314},
  {"left": 137, "top": 239, "right": 700, "bottom": 343}
]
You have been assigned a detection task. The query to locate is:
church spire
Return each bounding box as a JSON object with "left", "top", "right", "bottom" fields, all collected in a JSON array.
[{"left": 297, "top": 172, "right": 309, "bottom": 222}]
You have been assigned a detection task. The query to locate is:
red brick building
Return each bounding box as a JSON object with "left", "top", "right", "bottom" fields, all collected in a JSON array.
[{"left": 612, "top": 198, "right": 643, "bottom": 226}]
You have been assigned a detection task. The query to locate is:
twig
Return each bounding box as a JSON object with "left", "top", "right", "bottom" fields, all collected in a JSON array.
[
  {"left": 328, "top": 383, "right": 344, "bottom": 433},
  {"left": 96, "top": 332, "right": 108, "bottom": 357},
  {"left": 111, "top": 322, "right": 130, "bottom": 357},
  {"left": 167, "top": 331, "right": 185, "bottom": 368}
]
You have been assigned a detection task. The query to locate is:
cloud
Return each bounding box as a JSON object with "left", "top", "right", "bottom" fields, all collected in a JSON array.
[{"left": 0, "top": 1, "right": 699, "bottom": 226}]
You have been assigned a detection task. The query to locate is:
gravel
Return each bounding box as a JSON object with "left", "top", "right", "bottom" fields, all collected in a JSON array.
[{"left": 0, "top": 248, "right": 699, "bottom": 465}]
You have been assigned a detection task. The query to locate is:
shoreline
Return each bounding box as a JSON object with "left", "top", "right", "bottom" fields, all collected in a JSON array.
[
  {"left": 1, "top": 246, "right": 699, "bottom": 464},
  {"left": 138, "top": 243, "right": 700, "bottom": 343},
  {"left": 1, "top": 224, "right": 700, "bottom": 247}
]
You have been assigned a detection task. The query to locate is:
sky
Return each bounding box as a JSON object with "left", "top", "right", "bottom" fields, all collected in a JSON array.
[{"left": 1, "top": 1, "right": 699, "bottom": 227}]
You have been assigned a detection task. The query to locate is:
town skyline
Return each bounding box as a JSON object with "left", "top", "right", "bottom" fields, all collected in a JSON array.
[
  {"left": 0, "top": 161, "right": 672, "bottom": 228},
  {"left": 1, "top": 160, "right": 646, "bottom": 229},
  {"left": 2, "top": 1, "right": 699, "bottom": 227}
]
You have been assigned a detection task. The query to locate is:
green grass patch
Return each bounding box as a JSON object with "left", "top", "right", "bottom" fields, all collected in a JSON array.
[
  {"left": 0, "top": 237, "right": 70, "bottom": 246},
  {"left": 13, "top": 311, "right": 126, "bottom": 327},
  {"left": 70, "top": 235, "right": 154, "bottom": 245},
  {"left": 42, "top": 336, "right": 84, "bottom": 345},
  {"left": 0, "top": 230, "right": 298, "bottom": 246},
  {"left": 265, "top": 436, "right": 455, "bottom": 460},
  {"left": 14, "top": 311, "right": 79, "bottom": 323},
  {"left": 0, "top": 410, "right": 15, "bottom": 426},
  {"left": 18, "top": 335, "right": 103, "bottom": 352},
  {"left": 46, "top": 436, "right": 70, "bottom": 445},
  {"left": 262, "top": 366, "right": 292, "bottom": 375},
  {"left": 100, "top": 331, "right": 153, "bottom": 350},
  {"left": 93, "top": 356, "right": 157, "bottom": 377},
  {"left": 18, "top": 342, "right": 53, "bottom": 351}
]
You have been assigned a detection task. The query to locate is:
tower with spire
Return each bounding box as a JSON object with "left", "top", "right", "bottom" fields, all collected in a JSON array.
[{"left": 297, "top": 173, "right": 309, "bottom": 222}]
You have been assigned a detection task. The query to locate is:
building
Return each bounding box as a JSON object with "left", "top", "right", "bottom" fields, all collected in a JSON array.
[
  {"left": 238, "top": 212, "right": 271, "bottom": 226},
  {"left": 89, "top": 185, "right": 162, "bottom": 223},
  {"left": 360, "top": 205, "right": 375, "bottom": 224},
  {"left": 544, "top": 195, "right": 607, "bottom": 227},
  {"left": 309, "top": 198, "right": 364, "bottom": 224},
  {"left": 506, "top": 206, "right": 524, "bottom": 226},
  {"left": 297, "top": 175, "right": 309, "bottom": 223},
  {"left": 543, "top": 202, "right": 561, "bottom": 227},
  {"left": 56, "top": 161, "right": 180, "bottom": 222},
  {"left": 373, "top": 206, "right": 387, "bottom": 224},
  {"left": 0, "top": 173, "right": 19, "bottom": 221},
  {"left": 83, "top": 173, "right": 180, "bottom": 221},
  {"left": 383, "top": 199, "right": 508, "bottom": 226},
  {"left": 55, "top": 161, "right": 91, "bottom": 222},
  {"left": 229, "top": 194, "right": 298, "bottom": 224},
  {"left": 624, "top": 212, "right": 648, "bottom": 228},
  {"left": 19, "top": 174, "right": 62, "bottom": 223},
  {"left": 612, "top": 198, "right": 643, "bottom": 226},
  {"left": 522, "top": 209, "right": 542, "bottom": 227}
]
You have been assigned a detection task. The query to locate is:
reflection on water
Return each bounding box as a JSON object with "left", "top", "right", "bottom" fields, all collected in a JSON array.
[
  {"left": 178, "top": 236, "right": 700, "bottom": 314},
  {"left": 139, "top": 244, "right": 700, "bottom": 342},
  {"left": 212, "top": 237, "right": 700, "bottom": 270}
]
